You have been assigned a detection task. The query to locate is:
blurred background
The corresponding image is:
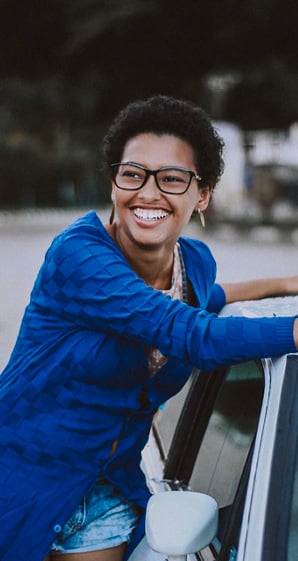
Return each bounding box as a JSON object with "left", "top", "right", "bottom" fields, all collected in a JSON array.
[{"left": 0, "top": 0, "right": 297, "bottom": 223}]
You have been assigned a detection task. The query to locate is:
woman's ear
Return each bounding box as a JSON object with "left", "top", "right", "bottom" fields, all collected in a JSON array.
[{"left": 195, "top": 187, "right": 213, "bottom": 212}]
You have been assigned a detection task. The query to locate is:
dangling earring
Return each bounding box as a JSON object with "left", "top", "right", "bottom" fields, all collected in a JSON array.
[
  {"left": 197, "top": 208, "right": 205, "bottom": 228},
  {"left": 109, "top": 204, "right": 115, "bottom": 225}
]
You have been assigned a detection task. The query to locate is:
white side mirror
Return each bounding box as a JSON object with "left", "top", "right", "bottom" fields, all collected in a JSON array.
[{"left": 145, "top": 491, "right": 218, "bottom": 558}]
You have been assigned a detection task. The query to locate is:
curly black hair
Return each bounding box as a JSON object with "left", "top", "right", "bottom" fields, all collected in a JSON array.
[{"left": 102, "top": 95, "right": 224, "bottom": 188}]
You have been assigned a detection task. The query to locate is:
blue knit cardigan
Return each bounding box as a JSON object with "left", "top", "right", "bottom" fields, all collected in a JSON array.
[{"left": 0, "top": 211, "right": 296, "bottom": 561}]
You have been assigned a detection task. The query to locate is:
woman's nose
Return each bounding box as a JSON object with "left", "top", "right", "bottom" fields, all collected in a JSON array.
[{"left": 138, "top": 174, "right": 161, "bottom": 198}]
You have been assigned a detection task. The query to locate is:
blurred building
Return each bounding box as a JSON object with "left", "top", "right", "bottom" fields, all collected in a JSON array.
[{"left": 211, "top": 121, "right": 298, "bottom": 222}]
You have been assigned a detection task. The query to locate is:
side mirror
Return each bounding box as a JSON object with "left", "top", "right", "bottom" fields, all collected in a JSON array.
[{"left": 145, "top": 491, "right": 218, "bottom": 558}]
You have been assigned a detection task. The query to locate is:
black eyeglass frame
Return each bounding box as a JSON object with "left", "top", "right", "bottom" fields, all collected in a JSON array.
[{"left": 111, "top": 162, "right": 202, "bottom": 195}]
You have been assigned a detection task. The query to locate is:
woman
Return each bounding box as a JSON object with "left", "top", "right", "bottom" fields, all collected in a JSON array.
[{"left": 0, "top": 95, "right": 297, "bottom": 561}]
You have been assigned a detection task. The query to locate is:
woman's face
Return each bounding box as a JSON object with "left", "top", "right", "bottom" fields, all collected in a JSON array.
[{"left": 111, "top": 133, "right": 211, "bottom": 253}]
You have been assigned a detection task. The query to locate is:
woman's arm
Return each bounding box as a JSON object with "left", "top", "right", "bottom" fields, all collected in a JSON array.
[
  {"left": 36, "top": 230, "right": 297, "bottom": 370},
  {"left": 221, "top": 276, "right": 298, "bottom": 304}
]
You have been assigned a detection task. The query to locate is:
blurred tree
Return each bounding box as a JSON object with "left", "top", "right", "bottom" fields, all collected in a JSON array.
[
  {"left": 0, "top": 79, "right": 107, "bottom": 207},
  {"left": 0, "top": 0, "right": 67, "bottom": 79},
  {"left": 62, "top": 0, "right": 298, "bottom": 125},
  {"left": 1, "top": 0, "right": 297, "bottom": 125},
  {"left": 226, "top": 61, "right": 298, "bottom": 130}
]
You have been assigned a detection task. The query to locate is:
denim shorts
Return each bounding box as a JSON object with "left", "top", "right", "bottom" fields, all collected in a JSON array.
[{"left": 51, "top": 476, "right": 142, "bottom": 554}]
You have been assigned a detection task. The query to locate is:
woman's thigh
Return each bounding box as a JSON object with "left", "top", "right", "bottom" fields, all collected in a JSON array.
[{"left": 50, "top": 542, "right": 127, "bottom": 561}]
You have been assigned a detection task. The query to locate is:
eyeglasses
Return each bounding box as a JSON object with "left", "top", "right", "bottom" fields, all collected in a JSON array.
[{"left": 111, "top": 162, "right": 202, "bottom": 195}]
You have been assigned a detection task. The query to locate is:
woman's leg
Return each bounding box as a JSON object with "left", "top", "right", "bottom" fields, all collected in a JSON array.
[{"left": 49, "top": 543, "right": 127, "bottom": 561}]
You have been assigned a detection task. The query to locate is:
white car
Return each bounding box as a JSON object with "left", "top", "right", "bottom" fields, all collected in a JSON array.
[{"left": 129, "top": 296, "right": 298, "bottom": 561}]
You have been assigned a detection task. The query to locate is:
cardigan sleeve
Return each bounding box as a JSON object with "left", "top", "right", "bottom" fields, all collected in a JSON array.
[
  {"left": 207, "top": 283, "right": 227, "bottom": 313},
  {"left": 30, "top": 222, "right": 297, "bottom": 372}
]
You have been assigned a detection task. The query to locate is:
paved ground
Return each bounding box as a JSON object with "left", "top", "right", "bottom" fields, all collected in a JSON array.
[{"left": 0, "top": 208, "right": 297, "bottom": 370}]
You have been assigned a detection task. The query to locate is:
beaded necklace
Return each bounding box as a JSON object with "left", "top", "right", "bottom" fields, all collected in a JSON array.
[{"left": 147, "top": 242, "right": 188, "bottom": 376}]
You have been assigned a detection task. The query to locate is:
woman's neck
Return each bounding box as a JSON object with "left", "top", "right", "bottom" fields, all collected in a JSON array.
[
  {"left": 106, "top": 223, "right": 175, "bottom": 290},
  {"left": 131, "top": 253, "right": 174, "bottom": 290}
]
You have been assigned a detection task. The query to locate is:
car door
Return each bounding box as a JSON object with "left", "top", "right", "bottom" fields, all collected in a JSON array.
[{"left": 151, "top": 359, "right": 265, "bottom": 560}]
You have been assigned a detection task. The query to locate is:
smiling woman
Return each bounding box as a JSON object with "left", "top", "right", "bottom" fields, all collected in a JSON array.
[{"left": 0, "top": 95, "right": 297, "bottom": 561}]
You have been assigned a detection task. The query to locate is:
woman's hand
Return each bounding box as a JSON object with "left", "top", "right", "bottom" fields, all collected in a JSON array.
[{"left": 222, "top": 276, "right": 298, "bottom": 305}]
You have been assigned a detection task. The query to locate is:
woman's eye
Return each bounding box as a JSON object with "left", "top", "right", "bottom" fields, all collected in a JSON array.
[
  {"left": 162, "top": 174, "right": 185, "bottom": 183},
  {"left": 122, "top": 170, "right": 143, "bottom": 180}
]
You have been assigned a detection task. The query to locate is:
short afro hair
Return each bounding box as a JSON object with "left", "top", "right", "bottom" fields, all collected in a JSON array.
[{"left": 102, "top": 95, "right": 224, "bottom": 188}]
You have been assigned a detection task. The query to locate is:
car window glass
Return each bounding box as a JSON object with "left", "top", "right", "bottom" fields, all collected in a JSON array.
[
  {"left": 153, "top": 375, "right": 193, "bottom": 455},
  {"left": 190, "top": 361, "right": 264, "bottom": 508},
  {"left": 287, "top": 448, "right": 298, "bottom": 559}
]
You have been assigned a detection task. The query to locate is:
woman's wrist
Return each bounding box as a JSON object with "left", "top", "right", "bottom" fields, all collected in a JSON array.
[{"left": 283, "top": 276, "right": 298, "bottom": 296}]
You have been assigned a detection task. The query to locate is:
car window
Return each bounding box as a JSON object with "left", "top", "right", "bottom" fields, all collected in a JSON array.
[
  {"left": 192, "top": 361, "right": 264, "bottom": 561},
  {"left": 190, "top": 361, "right": 264, "bottom": 509},
  {"left": 153, "top": 375, "right": 193, "bottom": 456},
  {"left": 288, "top": 458, "right": 298, "bottom": 560},
  {"left": 280, "top": 357, "right": 298, "bottom": 561}
]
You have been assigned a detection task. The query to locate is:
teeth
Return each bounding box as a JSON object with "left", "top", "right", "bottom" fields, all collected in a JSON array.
[{"left": 134, "top": 208, "right": 169, "bottom": 221}]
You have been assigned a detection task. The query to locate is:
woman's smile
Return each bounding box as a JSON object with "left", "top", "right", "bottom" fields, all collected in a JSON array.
[{"left": 132, "top": 206, "right": 171, "bottom": 223}]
